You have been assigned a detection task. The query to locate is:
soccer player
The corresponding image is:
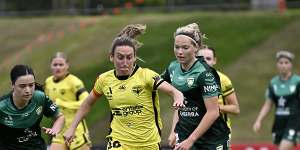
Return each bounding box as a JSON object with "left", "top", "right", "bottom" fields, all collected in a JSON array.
[
  {"left": 163, "top": 23, "right": 230, "bottom": 150},
  {"left": 44, "top": 52, "right": 91, "bottom": 150},
  {"left": 64, "top": 24, "right": 185, "bottom": 150},
  {"left": 198, "top": 47, "right": 240, "bottom": 142},
  {"left": 253, "top": 50, "right": 300, "bottom": 150},
  {"left": 0, "top": 64, "right": 65, "bottom": 150}
]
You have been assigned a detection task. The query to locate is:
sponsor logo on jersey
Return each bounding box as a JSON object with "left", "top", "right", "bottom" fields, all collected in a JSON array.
[
  {"left": 118, "top": 85, "right": 126, "bottom": 90},
  {"left": 112, "top": 105, "right": 143, "bottom": 117},
  {"left": 36, "top": 106, "right": 43, "bottom": 115},
  {"left": 132, "top": 85, "right": 143, "bottom": 95},
  {"left": 187, "top": 78, "right": 194, "bottom": 87},
  {"left": 17, "top": 128, "right": 38, "bottom": 143},
  {"left": 180, "top": 106, "right": 199, "bottom": 117},
  {"left": 203, "top": 84, "right": 218, "bottom": 93},
  {"left": 278, "top": 96, "right": 286, "bottom": 107}
]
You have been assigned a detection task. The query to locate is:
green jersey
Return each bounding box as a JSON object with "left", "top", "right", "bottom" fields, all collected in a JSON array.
[
  {"left": 161, "top": 57, "right": 230, "bottom": 145},
  {"left": 0, "top": 90, "right": 60, "bottom": 150},
  {"left": 266, "top": 74, "right": 300, "bottom": 134}
]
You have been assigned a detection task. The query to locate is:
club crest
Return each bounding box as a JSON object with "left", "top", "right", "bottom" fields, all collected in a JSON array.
[
  {"left": 187, "top": 78, "right": 194, "bottom": 87},
  {"left": 289, "top": 85, "right": 296, "bottom": 93}
]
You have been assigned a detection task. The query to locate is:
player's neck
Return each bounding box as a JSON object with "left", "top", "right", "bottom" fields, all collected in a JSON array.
[
  {"left": 280, "top": 71, "right": 292, "bottom": 81},
  {"left": 12, "top": 93, "right": 29, "bottom": 109}
]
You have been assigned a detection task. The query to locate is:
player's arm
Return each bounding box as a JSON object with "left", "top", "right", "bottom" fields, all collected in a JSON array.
[
  {"left": 157, "top": 81, "right": 185, "bottom": 108},
  {"left": 220, "top": 92, "right": 240, "bottom": 115},
  {"left": 64, "top": 91, "right": 102, "bottom": 144},
  {"left": 253, "top": 99, "right": 273, "bottom": 133},
  {"left": 43, "top": 113, "right": 65, "bottom": 136},
  {"left": 168, "top": 109, "right": 179, "bottom": 147}
]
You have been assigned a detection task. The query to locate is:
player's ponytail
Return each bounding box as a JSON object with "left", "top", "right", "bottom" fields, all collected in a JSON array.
[{"left": 111, "top": 24, "right": 146, "bottom": 57}]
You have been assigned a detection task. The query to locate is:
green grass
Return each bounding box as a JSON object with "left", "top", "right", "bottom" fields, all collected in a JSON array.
[{"left": 1, "top": 10, "right": 300, "bottom": 145}]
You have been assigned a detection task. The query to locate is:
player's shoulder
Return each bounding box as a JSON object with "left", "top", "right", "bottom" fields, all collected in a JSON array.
[
  {"left": 66, "top": 74, "right": 84, "bottom": 83},
  {"left": 96, "top": 70, "right": 115, "bottom": 81},
  {"left": 217, "top": 71, "right": 231, "bottom": 82},
  {"left": 0, "top": 93, "right": 10, "bottom": 109},
  {"left": 45, "top": 75, "right": 54, "bottom": 83},
  {"left": 270, "top": 75, "right": 279, "bottom": 82}
]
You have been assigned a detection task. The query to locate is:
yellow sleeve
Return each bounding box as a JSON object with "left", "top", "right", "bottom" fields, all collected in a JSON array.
[
  {"left": 92, "top": 75, "right": 104, "bottom": 96},
  {"left": 220, "top": 73, "right": 235, "bottom": 97},
  {"left": 144, "top": 68, "right": 162, "bottom": 90}
]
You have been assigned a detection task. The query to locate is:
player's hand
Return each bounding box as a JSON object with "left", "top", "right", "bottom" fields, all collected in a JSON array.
[
  {"left": 168, "top": 132, "right": 176, "bottom": 147},
  {"left": 42, "top": 127, "right": 59, "bottom": 137},
  {"left": 63, "top": 127, "right": 76, "bottom": 146},
  {"left": 253, "top": 121, "right": 261, "bottom": 133},
  {"left": 173, "top": 93, "right": 185, "bottom": 109},
  {"left": 174, "top": 138, "right": 193, "bottom": 150}
]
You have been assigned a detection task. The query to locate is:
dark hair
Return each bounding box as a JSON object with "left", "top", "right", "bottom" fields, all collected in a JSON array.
[
  {"left": 111, "top": 37, "right": 136, "bottom": 56},
  {"left": 10, "top": 64, "right": 44, "bottom": 91},
  {"left": 206, "top": 46, "right": 216, "bottom": 58},
  {"left": 10, "top": 64, "right": 35, "bottom": 85}
]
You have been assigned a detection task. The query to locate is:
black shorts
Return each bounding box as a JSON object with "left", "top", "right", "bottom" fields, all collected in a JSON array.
[{"left": 272, "top": 128, "right": 299, "bottom": 145}]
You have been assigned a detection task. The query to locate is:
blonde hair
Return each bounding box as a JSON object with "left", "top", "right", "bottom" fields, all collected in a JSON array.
[
  {"left": 111, "top": 24, "right": 146, "bottom": 55},
  {"left": 276, "top": 50, "right": 294, "bottom": 61},
  {"left": 51, "top": 51, "right": 68, "bottom": 63},
  {"left": 174, "top": 23, "right": 204, "bottom": 49}
]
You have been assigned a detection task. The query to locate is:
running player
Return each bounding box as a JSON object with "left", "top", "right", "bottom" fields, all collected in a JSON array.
[
  {"left": 64, "top": 24, "right": 185, "bottom": 150},
  {"left": 198, "top": 47, "right": 240, "bottom": 144},
  {"left": 253, "top": 50, "right": 300, "bottom": 150},
  {"left": 45, "top": 52, "right": 91, "bottom": 150},
  {"left": 163, "top": 23, "right": 230, "bottom": 150},
  {"left": 0, "top": 64, "right": 65, "bottom": 150}
]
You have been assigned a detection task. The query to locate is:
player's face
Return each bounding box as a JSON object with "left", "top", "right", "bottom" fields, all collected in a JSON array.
[
  {"left": 277, "top": 57, "right": 292, "bottom": 75},
  {"left": 174, "top": 35, "right": 198, "bottom": 67},
  {"left": 51, "top": 57, "right": 69, "bottom": 80},
  {"left": 111, "top": 45, "right": 136, "bottom": 76},
  {"left": 198, "top": 48, "right": 216, "bottom": 67},
  {"left": 12, "top": 74, "right": 35, "bottom": 102}
]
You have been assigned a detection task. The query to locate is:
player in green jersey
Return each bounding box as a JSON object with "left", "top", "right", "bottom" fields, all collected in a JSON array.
[
  {"left": 253, "top": 50, "right": 300, "bottom": 150},
  {"left": 0, "top": 64, "right": 65, "bottom": 150},
  {"left": 163, "top": 23, "right": 230, "bottom": 150},
  {"left": 64, "top": 24, "right": 185, "bottom": 150},
  {"left": 45, "top": 52, "right": 91, "bottom": 150}
]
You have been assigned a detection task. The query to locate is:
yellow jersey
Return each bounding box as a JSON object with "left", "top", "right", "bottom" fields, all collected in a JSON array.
[
  {"left": 45, "top": 74, "right": 91, "bottom": 149},
  {"left": 93, "top": 66, "right": 163, "bottom": 146},
  {"left": 217, "top": 71, "right": 234, "bottom": 130}
]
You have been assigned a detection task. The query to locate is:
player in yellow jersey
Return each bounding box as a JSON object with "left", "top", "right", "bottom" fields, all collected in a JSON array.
[
  {"left": 64, "top": 24, "right": 185, "bottom": 150},
  {"left": 197, "top": 47, "right": 240, "bottom": 144},
  {"left": 45, "top": 52, "right": 91, "bottom": 150}
]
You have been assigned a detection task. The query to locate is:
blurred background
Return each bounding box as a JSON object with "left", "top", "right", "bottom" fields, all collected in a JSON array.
[{"left": 0, "top": 0, "right": 300, "bottom": 149}]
